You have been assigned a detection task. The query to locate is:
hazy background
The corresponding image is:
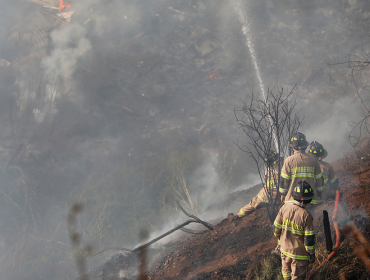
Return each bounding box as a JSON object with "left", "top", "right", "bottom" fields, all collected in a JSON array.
[{"left": 0, "top": 0, "right": 369, "bottom": 279}]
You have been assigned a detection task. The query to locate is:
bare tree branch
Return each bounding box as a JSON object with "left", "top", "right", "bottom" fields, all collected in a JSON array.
[{"left": 235, "top": 86, "right": 303, "bottom": 222}]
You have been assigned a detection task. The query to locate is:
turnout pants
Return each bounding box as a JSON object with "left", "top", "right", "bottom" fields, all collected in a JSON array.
[
  {"left": 237, "top": 196, "right": 266, "bottom": 217},
  {"left": 281, "top": 254, "right": 308, "bottom": 280}
]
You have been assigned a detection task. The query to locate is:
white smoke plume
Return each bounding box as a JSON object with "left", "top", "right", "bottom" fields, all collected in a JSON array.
[{"left": 42, "top": 22, "right": 91, "bottom": 80}]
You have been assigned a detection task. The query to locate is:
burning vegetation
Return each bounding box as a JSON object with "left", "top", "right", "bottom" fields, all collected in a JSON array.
[{"left": 59, "top": 0, "right": 72, "bottom": 10}]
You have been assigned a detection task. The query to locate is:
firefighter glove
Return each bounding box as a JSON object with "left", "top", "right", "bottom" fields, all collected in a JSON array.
[
  {"left": 233, "top": 215, "right": 240, "bottom": 221},
  {"left": 271, "top": 244, "right": 281, "bottom": 256},
  {"left": 309, "top": 253, "right": 316, "bottom": 264},
  {"left": 317, "top": 191, "right": 322, "bottom": 200}
]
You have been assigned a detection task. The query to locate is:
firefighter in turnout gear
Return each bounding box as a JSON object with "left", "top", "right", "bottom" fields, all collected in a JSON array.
[
  {"left": 308, "top": 141, "right": 339, "bottom": 201},
  {"left": 274, "top": 180, "right": 316, "bottom": 280},
  {"left": 280, "top": 132, "right": 323, "bottom": 209},
  {"left": 234, "top": 151, "right": 283, "bottom": 219}
]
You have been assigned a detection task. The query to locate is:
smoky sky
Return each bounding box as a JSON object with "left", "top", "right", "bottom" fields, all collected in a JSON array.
[
  {"left": 218, "top": 0, "right": 369, "bottom": 161},
  {"left": 0, "top": 0, "right": 369, "bottom": 279}
]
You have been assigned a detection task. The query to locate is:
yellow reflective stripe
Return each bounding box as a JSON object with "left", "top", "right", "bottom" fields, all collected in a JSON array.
[
  {"left": 281, "top": 172, "right": 291, "bottom": 179},
  {"left": 266, "top": 180, "right": 278, "bottom": 188},
  {"left": 280, "top": 218, "right": 305, "bottom": 235},
  {"left": 317, "top": 187, "right": 324, "bottom": 191},
  {"left": 274, "top": 220, "right": 282, "bottom": 229},
  {"left": 291, "top": 173, "right": 315, "bottom": 179},
  {"left": 311, "top": 200, "right": 321, "bottom": 205},
  {"left": 282, "top": 272, "right": 291, "bottom": 278},
  {"left": 281, "top": 224, "right": 305, "bottom": 235},
  {"left": 274, "top": 232, "right": 280, "bottom": 237},
  {"left": 280, "top": 188, "right": 288, "bottom": 194},
  {"left": 330, "top": 175, "right": 338, "bottom": 183},
  {"left": 285, "top": 200, "right": 321, "bottom": 204},
  {"left": 305, "top": 245, "right": 315, "bottom": 250},
  {"left": 317, "top": 180, "right": 328, "bottom": 191},
  {"left": 315, "top": 172, "right": 323, "bottom": 179},
  {"left": 257, "top": 194, "right": 269, "bottom": 203},
  {"left": 323, "top": 175, "right": 329, "bottom": 184},
  {"left": 266, "top": 179, "right": 277, "bottom": 189},
  {"left": 291, "top": 166, "right": 315, "bottom": 175},
  {"left": 281, "top": 248, "right": 310, "bottom": 260},
  {"left": 239, "top": 208, "right": 246, "bottom": 216},
  {"left": 278, "top": 239, "right": 280, "bottom": 245},
  {"left": 305, "top": 230, "right": 315, "bottom": 235}
]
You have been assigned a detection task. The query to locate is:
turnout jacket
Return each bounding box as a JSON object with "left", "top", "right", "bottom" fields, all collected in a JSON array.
[
  {"left": 318, "top": 161, "right": 338, "bottom": 192},
  {"left": 280, "top": 150, "right": 323, "bottom": 204},
  {"left": 274, "top": 203, "right": 315, "bottom": 260},
  {"left": 257, "top": 167, "right": 280, "bottom": 203}
]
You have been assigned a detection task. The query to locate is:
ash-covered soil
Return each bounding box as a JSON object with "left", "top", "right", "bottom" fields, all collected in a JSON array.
[{"left": 83, "top": 140, "right": 370, "bottom": 280}]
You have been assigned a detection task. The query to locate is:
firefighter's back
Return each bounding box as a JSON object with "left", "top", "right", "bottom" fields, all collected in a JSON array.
[
  {"left": 277, "top": 203, "right": 314, "bottom": 260},
  {"left": 282, "top": 152, "right": 322, "bottom": 204}
]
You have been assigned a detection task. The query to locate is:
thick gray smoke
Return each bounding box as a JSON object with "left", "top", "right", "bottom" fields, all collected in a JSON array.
[
  {"left": 42, "top": 22, "right": 91, "bottom": 80},
  {"left": 220, "top": 0, "right": 369, "bottom": 159},
  {"left": 0, "top": 0, "right": 369, "bottom": 279}
]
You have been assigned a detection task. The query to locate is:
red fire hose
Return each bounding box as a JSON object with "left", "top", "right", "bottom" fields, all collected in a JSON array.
[{"left": 306, "top": 190, "right": 341, "bottom": 280}]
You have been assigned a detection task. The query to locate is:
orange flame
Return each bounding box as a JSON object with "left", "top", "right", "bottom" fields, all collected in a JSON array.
[
  {"left": 59, "top": 0, "right": 71, "bottom": 10},
  {"left": 210, "top": 69, "right": 217, "bottom": 79},
  {"left": 210, "top": 69, "right": 222, "bottom": 80}
]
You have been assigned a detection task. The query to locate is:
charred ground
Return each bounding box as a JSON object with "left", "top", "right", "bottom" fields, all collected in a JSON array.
[{"left": 84, "top": 140, "right": 370, "bottom": 280}]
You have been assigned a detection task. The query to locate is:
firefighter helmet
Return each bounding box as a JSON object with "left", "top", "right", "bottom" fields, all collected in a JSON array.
[
  {"left": 264, "top": 150, "right": 279, "bottom": 165},
  {"left": 309, "top": 141, "right": 328, "bottom": 159},
  {"left": 289, "top": 132, "right": 309, "bottom": 149},
  {"left": 292, "top": 180, "right": 313, "bottom": 203}
]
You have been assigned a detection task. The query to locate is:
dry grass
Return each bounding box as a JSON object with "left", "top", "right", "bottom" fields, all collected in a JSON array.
[
  {"left": 307, "top": 241, "right": 370, "bottom": 280},
  {"left": 247, "top": 238, "right": 370, "bottom": 280},
  {"left": 247, "top": 255, "right": 283, "bottom": 280},
  {"left": 166, "top": 149, "right": 200, "bottom": 215}
]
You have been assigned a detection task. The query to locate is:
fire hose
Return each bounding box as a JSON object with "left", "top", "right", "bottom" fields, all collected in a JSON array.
[{"left": 306, "top": 190, "right": 341, "bottom": 280}]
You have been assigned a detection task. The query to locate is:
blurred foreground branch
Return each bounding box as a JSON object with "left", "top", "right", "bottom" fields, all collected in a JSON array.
[{"left": 67, "top": 203, "right": 93, "bottom": 280}]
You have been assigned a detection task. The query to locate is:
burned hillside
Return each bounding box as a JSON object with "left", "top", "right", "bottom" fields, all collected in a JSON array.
[
  {"left": 0, "top": 0, "right": 369, "bottom": 280},
  {"left": 84, "top": 141, "right": 370, "bottom": 280}
]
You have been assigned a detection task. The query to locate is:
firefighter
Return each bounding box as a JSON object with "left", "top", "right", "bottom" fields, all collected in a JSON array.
[
  {"left": 274, "top": 180, "right": 316, "bottom": 280},
  {"left": 308, "top": 141, "right": 339, "bottom": 201},
  {"left": 233, "top": 150, "right": 283, "bottom": 219},
  {"left": 280, "top": 132, "right": 323, "bottom": 211}
]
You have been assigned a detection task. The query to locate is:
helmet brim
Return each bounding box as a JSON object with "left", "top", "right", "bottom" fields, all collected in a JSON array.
[
  {"left": 299, "top": 198, "right": 313, "bottom": 204},
  {"left": 310, "top": 148, "right": 328, "bottom": 159},
  {"left": 321, "top": 149, "right": 328, "bottom": 159},
  {"left": 289, "top": 140, "right": 309, "bottom": 149}
]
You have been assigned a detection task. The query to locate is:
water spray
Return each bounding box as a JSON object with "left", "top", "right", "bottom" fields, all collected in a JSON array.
[{"left": 233, "top": 0, "right": 279, "bottom": 152}]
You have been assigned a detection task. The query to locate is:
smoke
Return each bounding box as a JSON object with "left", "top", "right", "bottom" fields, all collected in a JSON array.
[
  {"left": 70, "top": 0, "right": 100, "bottom": 11},
  {"left": 233, "top": 173, "right": 261, "bottom": 192},
  {"left": 189, "top": 151, "right": 224, "bottom": 213},
  {"left": 302, "top": 94, "right": 365, "bottom": 161},
  {"left": 219, "top": 0, "right": 370, "bottom": 160},
  {"left": 134, "top": 150, "right": 229, "bottom": 253},
  {"left": 0, "top": 0, "right": 370, "bottom": 279},
  {"left": 42, "top": 22, "right": 91, "bottom": 80}
]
